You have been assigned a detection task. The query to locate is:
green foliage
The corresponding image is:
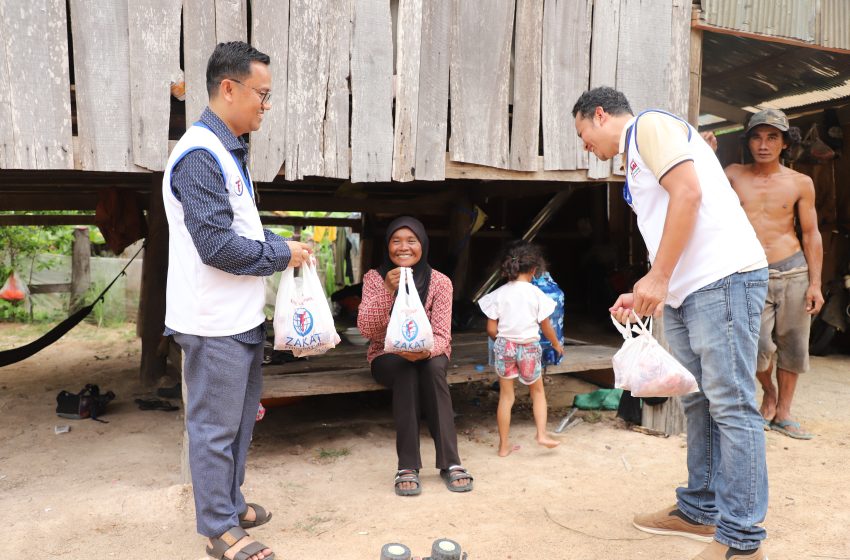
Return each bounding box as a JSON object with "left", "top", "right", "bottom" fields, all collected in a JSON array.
[
  {"left": 0, "top": 221, "right": 73, "bottom": 278},
  {"left": 0, "top": 299, "right": 30, "bottom": 322},
  {"left": 85, "top": 280, "right": 126, "bottom": 327}
]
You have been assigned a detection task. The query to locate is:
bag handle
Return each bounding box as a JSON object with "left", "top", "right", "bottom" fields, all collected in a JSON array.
[
  {"left": 610, "top": 314, "right": 633, "bottom": 340},
  {"left": 398, "top": 266, "right": 410, "bottom": 305},
  {"left": 610, "top": 310, "right": 653, "bottom": 339}
]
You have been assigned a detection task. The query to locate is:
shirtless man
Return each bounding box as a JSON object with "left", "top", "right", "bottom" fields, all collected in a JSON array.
[{"left": 723, "top": 109, "right": 824, "bottom": 439}]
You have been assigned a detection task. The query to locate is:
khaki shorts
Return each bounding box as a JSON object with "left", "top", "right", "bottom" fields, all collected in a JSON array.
[{"left": 757, "top": 262, "right": 810, "bottom": 374}]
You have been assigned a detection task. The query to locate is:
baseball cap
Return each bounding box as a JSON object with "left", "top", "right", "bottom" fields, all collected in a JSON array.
[{"left": 745, "top": 108, "right": 789, "bottom": 133}]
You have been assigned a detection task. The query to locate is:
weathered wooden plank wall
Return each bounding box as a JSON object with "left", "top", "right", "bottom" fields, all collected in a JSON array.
[
  {"left": 128, "top": 0, "right": 182, "bottom": 172},
  {"left": 542, "top": 0, "right": 592, "bottom": 171},
  {"left": 510, "top": 0, "right": 544, "bottom": 172},
  {"left": 351, "top": 0, "right": 394, "bottom": 182},
  {"left": 321, "top": 1, "right": 352, "bottom": 180},
  {"left": 215, "top": 0, "right": 248, "bottom": 43},
  {"left": 249, "top": 0, "right": 290, "bottom": 182},
  {"left": 183, "top": 0, "right": 216, "bottom": 126},
  {"left": 616, "top": 0, "right": 673, "bottom": 116},
  {"left": 0, "top": 0, "right": 689, "bottom": 182},
  {"left": 0, "top": 0, "right": 73, "bottom": 170},
  {"left": 69, "top": 0, "right": 138, "bottom": 172},
  {"left": 587, "top": 0, "right": 621, "bottom": 179},
  {"left": 392, "top": 0, "right": 423, "bottom": 182},
  {"left": 413, "top": 0, "right": 451, "bottom": 181},
  {"left": 668, "top": 0, "right": 692, "bottom": 118},
  {"left": 449, "top": 0, "right": 515, "bottom": 169},
  {"left": 285, "top": 0, "right": 328, "bottom": 181}
]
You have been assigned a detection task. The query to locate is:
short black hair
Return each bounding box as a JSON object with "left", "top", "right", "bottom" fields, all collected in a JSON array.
[
  {"left": 742, "top": 126, "right": 802, "bottom": 161},
  {"left": 206, "top": 41, "right": 271, "bottom": 98},
  {"left": 500, "top": 240, "right": 547, "bottom": 281},
  {"left": 572, "top": 87, "right": 633, "bottom": 119}
]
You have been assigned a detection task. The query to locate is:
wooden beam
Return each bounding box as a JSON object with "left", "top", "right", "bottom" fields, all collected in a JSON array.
[
  {"left": 445, "top": 154, "right": 623, "bottom": 182},
  {"left": 28, "top": 283, "right": 72, "bottom": 294},
  {"left": 0, "top": 214, "right": 97, "bottom": 226},
  {"left": 261, "top": 343, "right": 616, "bottom": 399},
  {"left": 692, "top": 19, "right": 850, "bottom": 56},
  {"left": 258, "top": 193, "right": 449, "bottom": 214},
  {"left": 261, "top": 216, "right": 362, "bottom": 231},
  {"left": 700, "top": 96, "right": 750, "bottom": 125}
]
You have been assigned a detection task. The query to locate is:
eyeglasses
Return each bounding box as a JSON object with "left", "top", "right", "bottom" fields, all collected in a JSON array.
[{"left": 228, "top": 78, "right": 272, "bottom": 105}]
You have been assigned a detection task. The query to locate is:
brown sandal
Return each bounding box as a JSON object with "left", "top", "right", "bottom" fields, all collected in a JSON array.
[
  {"left": 239, "top": 503, "right": 272, "bottom": 529},
  {"left": 206, "top": 527, "right": 275, "bottom": 560}
]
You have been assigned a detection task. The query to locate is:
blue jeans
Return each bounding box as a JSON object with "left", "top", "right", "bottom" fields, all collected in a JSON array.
[{"left": 664, "top": 268, "right": 769, "bottom": 549}]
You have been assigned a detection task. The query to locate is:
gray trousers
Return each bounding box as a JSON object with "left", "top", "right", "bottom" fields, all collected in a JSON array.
[{"left": 174, "top": 333, "right": 264, "bottom": 538}]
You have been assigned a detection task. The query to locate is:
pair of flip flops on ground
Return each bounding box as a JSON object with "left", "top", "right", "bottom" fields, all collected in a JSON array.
[
  {"left": 206, "top": 503, "right": 274, "bottom": 559},
  {"left": 763, "top": 417, "right": 814, "bottom": 439},
  {"left": 394, "top": 466, "right": 474, "bottom": 496},
  {"left": 134, "top": 398, "right": 179, "bottom": 411}
]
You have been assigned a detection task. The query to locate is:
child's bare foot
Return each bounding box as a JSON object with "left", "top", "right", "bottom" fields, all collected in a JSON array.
[
  {"left": 537, "top": 434, "right": 560, "bottom": 449},
  {"left": 498, "top": 443, "right": 521, "bottom": 457}
]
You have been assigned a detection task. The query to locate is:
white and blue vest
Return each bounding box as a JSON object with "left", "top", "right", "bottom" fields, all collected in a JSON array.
[
  {"left": 162, "top": 124, "right": 266, "bottom": 336},
  {"left": 624, "top": 111, "right": 766, "bottom": 308}
]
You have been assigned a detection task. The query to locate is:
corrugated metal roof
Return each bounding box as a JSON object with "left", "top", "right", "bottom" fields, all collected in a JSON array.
[
  {"left": 701, "top": 0, "right": 850, "bottom": 51},
  {"left": 701, "top": 31, "right": 850, "bottom": 111}
]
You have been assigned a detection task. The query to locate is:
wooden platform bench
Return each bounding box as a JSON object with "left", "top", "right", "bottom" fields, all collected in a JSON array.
[{"left": 261, "top": 332, "right": 616, "bottom": 399}]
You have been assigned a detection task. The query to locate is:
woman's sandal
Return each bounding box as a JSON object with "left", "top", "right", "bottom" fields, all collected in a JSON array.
[
  {"left": 206, "top": 527, "right": 274, "bottom": 560},
  {"left": 239, "top": 503, "right": 272, "bottom": 529},
  {"left": 440, "top": 465, "right": 474, "bottom": 493},
  {"left": 394, "top": 469, "right": 422, "bottom": 496}
]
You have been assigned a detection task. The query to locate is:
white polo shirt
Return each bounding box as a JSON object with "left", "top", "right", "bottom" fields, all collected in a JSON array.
[{"left": 620, "top": 110, "right": 766, "bottom": 308}]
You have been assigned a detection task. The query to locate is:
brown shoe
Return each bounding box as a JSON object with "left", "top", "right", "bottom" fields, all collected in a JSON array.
[
  {"left": 693, "top": 540, "right": 767, "bottom": 559},
  {"left": 633, "top": 505, "right": 715, "bottom": 542}
]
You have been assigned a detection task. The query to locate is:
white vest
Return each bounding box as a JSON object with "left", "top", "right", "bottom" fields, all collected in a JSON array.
[
  {"left": 625, "top": 111, "right": 766, "bottom": 308},
  {"left": 162, "top": 124, "right": 267, "bottom": 336}
]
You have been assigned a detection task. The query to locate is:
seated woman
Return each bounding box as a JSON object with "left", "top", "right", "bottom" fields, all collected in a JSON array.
[{"left": 357, "top": 216, "right": 473, "bottom": 497}]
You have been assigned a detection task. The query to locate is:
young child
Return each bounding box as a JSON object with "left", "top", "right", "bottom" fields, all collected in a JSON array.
[{"left": 478, "top": 241, "right": 564, "bottom": 457}]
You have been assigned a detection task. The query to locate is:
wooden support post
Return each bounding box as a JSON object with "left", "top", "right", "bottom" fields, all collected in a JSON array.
[
  {"left": 641, "top": 314, "right": 687, "bottom": 436},
  {"left": 688, "top": 18, "right": 703, "bottom": 127},
  {"left": 360, "top": 213, "right": 375, "bottom": 276},
  {"left": 138, "top": 176, "right": 169, "bottom": 387},
  {"left": 70, "top": 227, "right": 91, "bottom": 313},
  {"left": 448, "top": 194, "right": 473, "bottom": 299}
]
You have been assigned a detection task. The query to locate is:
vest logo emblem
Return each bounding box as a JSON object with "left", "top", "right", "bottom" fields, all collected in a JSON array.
[
  {"left": 293, "top": 307, "right": 314, "bottom": 336},
  {"left": 402, "top": 318, "right": 419, "bottom": 342},
  {"left": 629, "top": 160, "right": 640, "bottom": 180},
  {"left": 234, "top": 178, "right": 244, "bottom": 196}
]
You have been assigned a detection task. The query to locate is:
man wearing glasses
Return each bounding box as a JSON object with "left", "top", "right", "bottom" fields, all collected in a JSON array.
[{"left": 162, "top": 41, "right": 310, "bottom": 560}]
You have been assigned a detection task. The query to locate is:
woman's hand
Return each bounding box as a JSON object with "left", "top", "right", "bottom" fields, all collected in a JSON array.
[
  {"left": 398, "top": 350, "right": 430, "bottom": 362},
  {"left": 384, "top": 267, "right": 402, "bottom": 293}
]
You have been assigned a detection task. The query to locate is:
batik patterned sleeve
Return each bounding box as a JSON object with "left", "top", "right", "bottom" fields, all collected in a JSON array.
[
  {"left": 171, "top": 151, "right": 291, "bottom": 276},
  {"left": 426, "top": 271, "right": 453, "bottom": 359},
  {"left": 357, "top": 269, "right": 394, "bottom": 340}
]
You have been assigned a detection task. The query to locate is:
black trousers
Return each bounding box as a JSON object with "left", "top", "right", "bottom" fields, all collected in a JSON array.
[{"left": 371, "top": 353, "right": 461, "bottom": 471}]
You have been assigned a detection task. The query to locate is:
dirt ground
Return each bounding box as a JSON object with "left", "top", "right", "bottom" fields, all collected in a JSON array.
[{"left": 1, "top": 322, "right": 849, "bottom": 560}]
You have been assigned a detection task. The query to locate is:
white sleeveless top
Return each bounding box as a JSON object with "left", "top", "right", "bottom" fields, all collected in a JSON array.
[
  {"left": 162, "top": 124, "right": 267, "bottom": 336},
  {"left": 624, "top": 110, "right": 766, "bottom": 308}
]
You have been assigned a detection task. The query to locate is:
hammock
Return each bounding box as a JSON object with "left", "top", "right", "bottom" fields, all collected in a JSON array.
[{"left": 0, "top": 243, "right": 145, "bottom": 368}]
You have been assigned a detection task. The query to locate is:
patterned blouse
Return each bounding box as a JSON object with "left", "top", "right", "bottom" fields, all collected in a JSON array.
[{"left": 357, "top": 268, "right": 453, "bottom": 363}]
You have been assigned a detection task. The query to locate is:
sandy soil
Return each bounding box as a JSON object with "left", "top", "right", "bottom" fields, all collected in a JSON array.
[{"left": 1, "top": 322, "right": 848, "bottom": 559}]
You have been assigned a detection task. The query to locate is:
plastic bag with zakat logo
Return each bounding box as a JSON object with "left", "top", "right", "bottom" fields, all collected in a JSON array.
[
  {"left": 384, "top": 267, "right": 434, "bottom": 354},
  {"left": 273, "top": 258, "right": 340, "bottom": 357}
]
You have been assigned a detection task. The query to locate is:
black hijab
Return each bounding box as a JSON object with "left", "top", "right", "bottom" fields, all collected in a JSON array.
[{"left": 377, "top": 216, "right": 432, "bottom": 302}]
